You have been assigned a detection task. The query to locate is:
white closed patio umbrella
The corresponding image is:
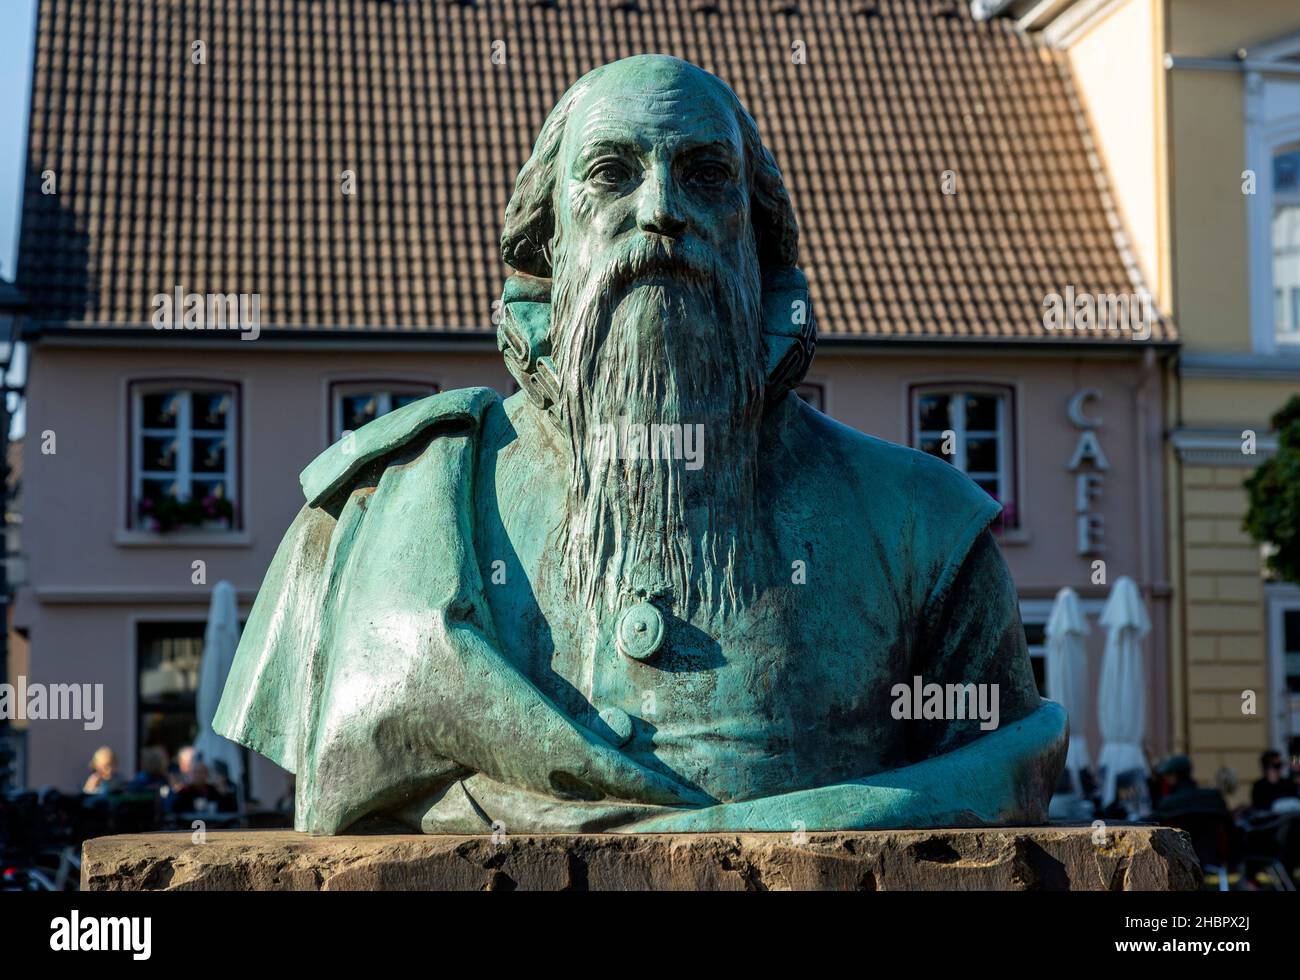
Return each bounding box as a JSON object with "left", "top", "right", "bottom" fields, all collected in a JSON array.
[
  {"left": 1096, "top": 575, "right": 1151, "bottom": 812},
  {"left": 194, "top": 581, "right": 245, "bottom": 795},
  {"left": 1045, "top": 586, "right": 1091, "bottom": 799}
]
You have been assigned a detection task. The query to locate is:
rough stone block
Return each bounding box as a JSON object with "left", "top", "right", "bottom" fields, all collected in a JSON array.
[{"left": 82, "top": 826, "right": 1201, "bottom": 891}]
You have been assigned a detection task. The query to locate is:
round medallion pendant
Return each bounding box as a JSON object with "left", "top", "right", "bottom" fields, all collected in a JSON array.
[{"left": 616, "top": 601, "right": 666, "bottom": 662}]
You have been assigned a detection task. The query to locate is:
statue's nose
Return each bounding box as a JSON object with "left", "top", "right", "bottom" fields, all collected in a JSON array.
[
  {"left": 641, "top": 207, "right": 686, "bottom": 239},
  {"left": 637, "top": 168, "right": 687, "bottom": 239}
]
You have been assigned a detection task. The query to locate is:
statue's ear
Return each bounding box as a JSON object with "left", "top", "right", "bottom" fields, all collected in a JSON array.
[
  {"left": 761, "top": 267, "right": 817, "bottom": 404},
  {"left": 497, "top": 266, "right": 817, "bottom": 411}
]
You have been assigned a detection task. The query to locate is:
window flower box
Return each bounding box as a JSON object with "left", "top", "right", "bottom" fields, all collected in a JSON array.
[{"left": 137, "top": 493, "right": 234, "bottom": 533}]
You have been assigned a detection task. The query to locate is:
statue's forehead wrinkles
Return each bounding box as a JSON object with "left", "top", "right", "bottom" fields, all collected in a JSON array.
[
  {"left": 574, "top": 128, "right": 738, "bottom": 159},
  {"left": 567, "top": 90, "right": 742, "bottom": 160},
  {"left": 607, "top": 87, "right": 719, "bottom": 111},
  {"left": 574, "top": 131, "right": 651, "bottom": 156}
]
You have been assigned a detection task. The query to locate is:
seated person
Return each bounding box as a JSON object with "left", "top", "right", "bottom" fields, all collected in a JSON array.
[
  {"left": 82, "top": 746, "right": 123, "bottom": 796},
  {"left": 1153, "top": 755, "right": 1228, "bottom": 819},
  {"left": 168, "top": 745, "right": 197, "bottom": 792},
  {"left": 1251, "top": 750, "right": 1299, "bottom": 812},
  {"left": 169, "top": 761, "right": 238, "bottom": 814}
]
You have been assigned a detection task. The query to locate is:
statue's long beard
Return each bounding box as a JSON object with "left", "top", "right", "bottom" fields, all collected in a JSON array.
[{"left": 550, "top": 234, "right": 766, "bottom": 622}]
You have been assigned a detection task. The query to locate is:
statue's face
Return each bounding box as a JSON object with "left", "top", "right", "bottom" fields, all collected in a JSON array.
[{"left": 555, "top": 58, "right": 753, "bottom": 283}]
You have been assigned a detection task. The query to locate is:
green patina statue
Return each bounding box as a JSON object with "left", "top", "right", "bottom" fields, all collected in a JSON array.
[{"left": 215, "top": 55, "right": 1067, "bottom": 835}]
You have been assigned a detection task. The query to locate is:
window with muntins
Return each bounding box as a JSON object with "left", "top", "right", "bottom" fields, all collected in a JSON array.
[{"left": 131, "top": 384, "right": 238, "bottom": 532}]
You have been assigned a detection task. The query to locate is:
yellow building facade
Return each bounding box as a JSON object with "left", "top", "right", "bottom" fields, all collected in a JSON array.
[{"left": 983, "top": 0, "right": 1300, "bottom": 801}]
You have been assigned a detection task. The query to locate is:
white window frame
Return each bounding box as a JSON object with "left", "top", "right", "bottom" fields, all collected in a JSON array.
[
  {"left": 910, "top": 383, "right": 1017, "bottom": 525},
  {"left": 1271, "top": 146, "right": 1300, "bottom": 341},
  {"left": 1243, "top": 38, "right": 1300, "bottom": 354},
  {"left": 131, "top": 383, "right": 239, "bottom": 531},
  {"left": 330, "top": 381, "right": 438, "bottom": 443},
  {"left": 1266, "top": 583, "right": 1300, "bottom": 757}
]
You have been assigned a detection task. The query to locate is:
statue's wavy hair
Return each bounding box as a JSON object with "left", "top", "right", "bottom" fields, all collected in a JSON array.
[{"left": 500, "top": 59, "right": 800, "bottom": 278}]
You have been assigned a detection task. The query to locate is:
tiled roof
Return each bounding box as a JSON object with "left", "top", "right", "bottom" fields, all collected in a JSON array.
[{"left": 16, "top": 0, "right": 1174, "bottom": 342}]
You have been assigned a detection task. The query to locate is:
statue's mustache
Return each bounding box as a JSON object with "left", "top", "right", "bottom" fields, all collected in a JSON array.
[{"left": 594, "top": 234, "right": 715, "bottom": 299}]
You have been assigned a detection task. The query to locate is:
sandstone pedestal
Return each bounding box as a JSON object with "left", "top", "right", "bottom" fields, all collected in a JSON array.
[{"left": 82, "top": 826, "right": 1199, "bottom": 891}]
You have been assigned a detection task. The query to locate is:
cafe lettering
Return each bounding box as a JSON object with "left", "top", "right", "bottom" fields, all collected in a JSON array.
[{"left": 1067, "top": 389, "right": 1108, "bottom": 556}]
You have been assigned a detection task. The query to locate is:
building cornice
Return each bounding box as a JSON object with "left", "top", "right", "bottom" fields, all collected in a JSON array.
[
  {"left": 1171, "top": 427, "right": 1278, "bottom": 466},
  {"left": 33, "top": 587, "right": 257, "bottom": 605},
  {"left": 21, "top": 321, "right": 1180, "bottom": 355},
  {"left": 1180, "top": 351, "right": 1300, "bottom": 380},
  {"left": 22, "top": 323, "right": 501, "bottom": 353}
]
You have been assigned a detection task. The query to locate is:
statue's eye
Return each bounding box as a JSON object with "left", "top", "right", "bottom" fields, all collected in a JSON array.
[
  {"left": 589, "top": 161, "right": 634, "bottom": 188},
  {"left": 688, "top": 162, "right": 731, "bottom": 187}
]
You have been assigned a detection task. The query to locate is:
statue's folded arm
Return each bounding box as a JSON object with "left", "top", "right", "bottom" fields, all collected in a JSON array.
[{"left": 621, "top": 701, "right": 1068, "bottom": 833}]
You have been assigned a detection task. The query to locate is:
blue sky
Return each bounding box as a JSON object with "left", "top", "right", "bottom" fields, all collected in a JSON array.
[{"left": 0, "top": 0, "right": 37, "bottom": 283}]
